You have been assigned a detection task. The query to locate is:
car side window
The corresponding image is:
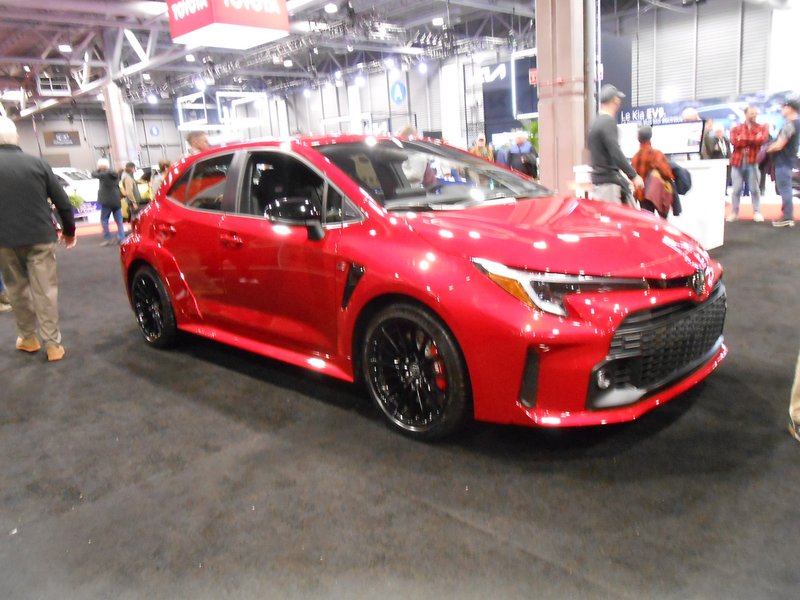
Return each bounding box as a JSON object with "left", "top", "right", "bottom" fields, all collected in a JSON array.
[
  {"left": 167, "top": 168, "right": 193, "bottom": 204},
  {"left": 325, "top": 185, "right": 362, "bottom": 224},
  {"left": 183, "top": 154, "right": 233, "bottom": 212},
  {"left": 242, "top": 152, "right": 324, "bottom": 219}
]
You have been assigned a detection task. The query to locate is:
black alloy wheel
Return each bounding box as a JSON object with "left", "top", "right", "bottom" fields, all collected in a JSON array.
[
  {"left": 362, "top": 304, "right": 470, "bottom": 440},
  {"left": 131, "top": 265, "right": 177, "bottom": 348}
]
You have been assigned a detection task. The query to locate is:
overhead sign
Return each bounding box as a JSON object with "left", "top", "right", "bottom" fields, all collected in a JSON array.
[
  {"left": 167, "top": 0, "right": 289, "bottom": 50},
  {"left": 44, "top": 131, "right": 81, "bottom": 147},
  {"left": 390, "top": 81, "right": 406, "bottom": 105}
]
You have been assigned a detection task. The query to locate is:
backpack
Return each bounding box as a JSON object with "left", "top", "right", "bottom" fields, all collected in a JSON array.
[{"left": 670, "top": 162, "right": 692, "bottom": 195}]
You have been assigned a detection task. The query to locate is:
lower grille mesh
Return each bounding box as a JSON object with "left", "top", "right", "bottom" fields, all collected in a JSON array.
[{"left": 606, "top": 284, "right": 726, "bottom": 389}]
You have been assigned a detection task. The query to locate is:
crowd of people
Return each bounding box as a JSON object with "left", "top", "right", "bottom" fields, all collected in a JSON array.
[{"left": 587, "top": 84, "right": 798, "bottom": 228}]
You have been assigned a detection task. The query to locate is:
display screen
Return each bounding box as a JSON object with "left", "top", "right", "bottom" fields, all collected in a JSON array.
[{"left": 619, "top": 120, "right": 706, "bottom": 157}]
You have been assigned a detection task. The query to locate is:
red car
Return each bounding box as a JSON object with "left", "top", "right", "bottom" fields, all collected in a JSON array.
[{"left": 120, "top": 136, "right": 727, "bottom": 440}]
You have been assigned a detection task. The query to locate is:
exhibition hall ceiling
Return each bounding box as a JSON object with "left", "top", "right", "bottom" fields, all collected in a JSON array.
[
  {"left": 0, "top": 0, "right": 781, "bottom": 115},
  {"left": 0, "top": 0, "right": 535, "bottom": 114}
]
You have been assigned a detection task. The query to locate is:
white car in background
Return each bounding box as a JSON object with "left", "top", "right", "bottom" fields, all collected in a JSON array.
[{"left": 52, "top": 168, "right": 100, "bottom": 218}]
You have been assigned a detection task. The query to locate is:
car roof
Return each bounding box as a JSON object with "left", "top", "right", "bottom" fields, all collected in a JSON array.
[{"left": 186, "top": 134, "right": 442, "bottom": 159}]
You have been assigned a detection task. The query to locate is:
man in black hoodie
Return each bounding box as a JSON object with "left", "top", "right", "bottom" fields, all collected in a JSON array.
[
  {"left": 91, "top": 158, "right": 125, "bottom": 245},
  {"left": 0, "top": 116, "right": 76, "bottom": 362}
]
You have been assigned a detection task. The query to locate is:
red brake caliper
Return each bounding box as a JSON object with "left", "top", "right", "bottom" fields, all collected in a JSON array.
[{"left": 426, "top": 343, "right": 447, "bottom": 392}]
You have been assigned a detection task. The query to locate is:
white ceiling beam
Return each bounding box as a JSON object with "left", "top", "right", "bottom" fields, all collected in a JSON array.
[
  {"left": 0, "top": 8, "right": 170, "bottom": 31},
  {"left": 124, "top": 29, "right": 149, "bottom": 63},
  {"left": 0, "top": 56, "right": 106, "bottom": 68}
]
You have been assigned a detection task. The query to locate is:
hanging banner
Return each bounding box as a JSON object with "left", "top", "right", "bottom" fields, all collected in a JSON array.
[{"left": 167, "top": 0, "right": 289, "bottom": 50}]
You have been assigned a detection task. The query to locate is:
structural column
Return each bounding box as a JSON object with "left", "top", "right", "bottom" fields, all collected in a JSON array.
[
  {"left": 102, "top": 82, "right": 139, "bottom": 168},
  {"left": 535, "top": 0, "right": 598, "bottom": 195}
]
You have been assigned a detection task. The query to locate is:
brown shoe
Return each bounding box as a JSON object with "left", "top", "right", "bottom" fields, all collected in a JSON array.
[
  {"left": 16, "top": 337, "right": 41, "bottom": 353},
  {"left": 46, "top": 345, "right": 65, "bottom": 362}
]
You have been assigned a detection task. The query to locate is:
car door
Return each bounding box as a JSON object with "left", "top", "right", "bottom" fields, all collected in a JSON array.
[
  {"left": 217, "top": 150, "right": 345, "bottom": 357},
  {"left": 155, "top": 153, "right": 235, "bottom": 323}
]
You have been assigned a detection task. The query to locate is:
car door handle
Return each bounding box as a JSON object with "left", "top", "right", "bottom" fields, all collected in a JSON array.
[
  {"left": 220, "top": 232, "right": 243, "bottom": 248},
  {"left": 155, "top": 223, "right": 176, "bottom": 238}
]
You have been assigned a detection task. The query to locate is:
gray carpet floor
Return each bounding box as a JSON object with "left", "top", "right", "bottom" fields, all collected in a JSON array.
[{"left": 0, "top": 222, "right": 798, "bottom": 599}]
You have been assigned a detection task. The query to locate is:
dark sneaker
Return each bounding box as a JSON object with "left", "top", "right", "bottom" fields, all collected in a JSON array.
[
  {"left": 772, "top": 219, "right": 795, "bottom": 228},
  {"left": 790, "top": 420, "right": 800, "bottom": 443}
]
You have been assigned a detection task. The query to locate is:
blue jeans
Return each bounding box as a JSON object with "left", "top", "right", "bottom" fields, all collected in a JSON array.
[
  {"left": 731, "top": 163, "right": 761, "bottom": 215},
  {"left": 100, "top": 206, "right": 125, "bottom": 242},
  {"left": 775, "top": 161, "right": 794, "bottom": 221}
]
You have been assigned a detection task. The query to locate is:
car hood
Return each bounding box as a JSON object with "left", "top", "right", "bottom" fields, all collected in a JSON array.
[{"left": 404, "top": 196, "right": 711, "bottom": 278}]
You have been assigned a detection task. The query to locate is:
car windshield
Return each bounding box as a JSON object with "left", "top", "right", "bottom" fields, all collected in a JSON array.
[
  {"left": 317, "top": 139, "right": 551, "bottom": 210},
  {"left": 60, "top": 170, "right": 91, "bottom": 181}
]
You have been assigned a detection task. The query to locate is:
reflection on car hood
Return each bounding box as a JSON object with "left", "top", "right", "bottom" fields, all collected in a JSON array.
[{"left": 404, "top": 196, "right": 711, "bottom": 278}]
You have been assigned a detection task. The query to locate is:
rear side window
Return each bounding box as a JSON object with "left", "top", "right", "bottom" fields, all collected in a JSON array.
[
  {"left": 168, "top": 154, "right": 233, "bottom": 211},
  {"left": 167, "top": 168, "right": 192, "bottom": 204}
]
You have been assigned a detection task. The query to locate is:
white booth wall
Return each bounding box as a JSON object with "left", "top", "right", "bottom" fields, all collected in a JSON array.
[{"left": 15, "top": 110, "right": 183, "bottom": 171}]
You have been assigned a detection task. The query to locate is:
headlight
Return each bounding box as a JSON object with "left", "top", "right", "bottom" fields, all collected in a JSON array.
[{"left": 472, "top": 258, "right": 648, "bottom": 317}]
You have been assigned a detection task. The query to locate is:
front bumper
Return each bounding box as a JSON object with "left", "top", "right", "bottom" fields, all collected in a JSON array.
[{"left": 512, "top": 283, "right": 727, "bottom": 427}]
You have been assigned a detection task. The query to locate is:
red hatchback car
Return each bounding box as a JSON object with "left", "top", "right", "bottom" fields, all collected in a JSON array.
[{"left": 120, "top": 135, "right": 727, "bottom": 439}]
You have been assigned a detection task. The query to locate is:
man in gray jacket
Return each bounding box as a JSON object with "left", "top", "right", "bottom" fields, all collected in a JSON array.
[
  {"left": 0, "top": 116, "right": 76, "bottom": 361},
  {"left": 588, "top": 84, "right": 644, "bottom": 204}
]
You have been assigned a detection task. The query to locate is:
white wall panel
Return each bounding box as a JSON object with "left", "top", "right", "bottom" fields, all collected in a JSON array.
[
  {"left": 654, "top": 9, "right": 695, "bottom": 103},
  {"left": 741, "top": 1, "right": 770, "bottom": 94},
  {"left": 696, "top": 0, "right": 740, "bottom": 100}
]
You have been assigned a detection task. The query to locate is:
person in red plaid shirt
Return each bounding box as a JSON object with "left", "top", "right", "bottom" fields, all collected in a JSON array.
[
  {"left": 632, "top": 125, "right": 675, "bottom": 217},
  {"left": 728, "top": 106, "right": 769, "bottom": 222}
]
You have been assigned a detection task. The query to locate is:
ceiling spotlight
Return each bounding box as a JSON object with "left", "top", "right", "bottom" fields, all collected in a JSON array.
[
  {"left": 283, "top": 58, "right": 293, "bottom": 68},
  {"left": 417, "top": 61, "right": 428, "bottom": 75},
  {"left": 142, "top": 73, "right": 151, "bottom": 81},
  {"left": 312, "top": 46, "right": 319, "bottom": 55},
  {"left": 303, "top": 88, "right": 311, "bottom": 98},
  {"left": 185, "top": 54, "right": 196, "bottom": 62},
  {"left": 58, "top": 44, "right": 73, "bottom": 53},
  {"left": 334, "top": 70, "right": 342, "bottom": 79},
  {"left": 96, "top": 93, "right": 104, "bottom": 101},
  {"left": 23, "top": 65, "right": 30, "bottom": 73},
  {"left": 432, "top": 17, "right": 444, "bottom": 27},
  {"left": 272, "top": 55, "right": 281, "bottom": 65},
  {"left": 346, "top": 43, "right": 354, "bottom": 52},
  {"left": 194, "top": 77, "right": 207, "bottom": 91},
  {"left": 324, "top": 2, "right": 338, "bottom": 13},
  {"left": 335, "top": 80, "right": 344, "bottom": 88},
  {"left": 384, "top": 58, "right": 395, "bottom": 69},
  {"left": 147, "top": 93, "right": 158, "bottom": 104}
]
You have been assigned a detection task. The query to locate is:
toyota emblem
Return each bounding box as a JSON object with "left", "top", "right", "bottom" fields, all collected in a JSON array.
[{"left": 691, "top": 269, "right": 706, "bottom": 297}]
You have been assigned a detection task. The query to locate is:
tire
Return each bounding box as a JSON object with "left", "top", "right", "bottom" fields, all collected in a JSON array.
[
  {"left": 130, "top": 265, "right": 178, "bottom": 348},
  {"left": 362, "top": 304, "right": 471, "bottom": 440}
]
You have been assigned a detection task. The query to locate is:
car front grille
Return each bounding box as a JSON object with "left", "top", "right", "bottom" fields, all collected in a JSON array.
[{"left": 588, "top": 283, "right": 726, "bottom": 408}]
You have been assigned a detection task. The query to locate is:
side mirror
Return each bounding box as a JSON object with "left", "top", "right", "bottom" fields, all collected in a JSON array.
[{"left": 265, "top": 196, "right": 325, "bottom": 241}]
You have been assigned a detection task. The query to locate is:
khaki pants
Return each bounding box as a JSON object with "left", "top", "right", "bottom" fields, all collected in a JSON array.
[
  {"left": 791, "top": 350, "right": 800, "bottom": 424},
  {"left": 0, "top": 243, "right": 62, "bottom": 347}
]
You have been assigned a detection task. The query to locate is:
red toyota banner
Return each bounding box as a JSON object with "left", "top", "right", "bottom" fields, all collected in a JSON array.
[{"left": 167, "top": 0, "right": 289, "bottom": 50}]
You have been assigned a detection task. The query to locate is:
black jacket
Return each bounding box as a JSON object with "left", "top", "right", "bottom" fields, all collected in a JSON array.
[
  {"left": 0, "top": 144, "right": 75, "bottom": 247},
  {"left": 92, "top": 168, "right": 121, "bottom": 209}
]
